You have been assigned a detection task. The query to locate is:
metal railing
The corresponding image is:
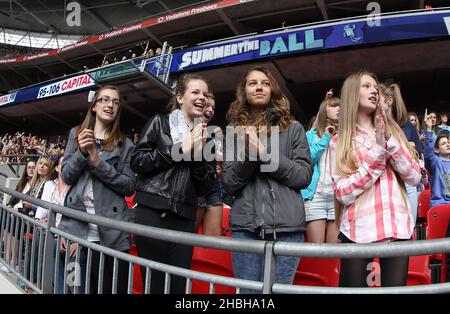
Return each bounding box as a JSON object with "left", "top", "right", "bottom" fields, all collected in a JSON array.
[{"left": 1, "top": 185, "right": 450, "bottom": 294}]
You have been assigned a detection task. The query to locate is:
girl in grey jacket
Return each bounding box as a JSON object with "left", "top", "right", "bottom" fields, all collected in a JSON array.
[
  {"left": 222, "top": 66, "right": 312, "bottom": 293},
  {"left": 59, "top": 85, "right": 135, "bottom": 294}
]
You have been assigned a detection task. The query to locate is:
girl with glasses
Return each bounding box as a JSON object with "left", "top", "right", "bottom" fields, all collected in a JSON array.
[{"left": 59, "top": 85, "right": 135, "bottom": 294}]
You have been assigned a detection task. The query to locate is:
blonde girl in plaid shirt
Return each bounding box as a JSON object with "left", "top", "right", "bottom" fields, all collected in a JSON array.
[{"left": 329, "top": 71, "right": 421, "bottom": 287}]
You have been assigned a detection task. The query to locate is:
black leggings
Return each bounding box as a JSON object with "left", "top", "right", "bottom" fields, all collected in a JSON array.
[
  {"left": 134, "top": 205, "right": 196, "bottom": 294},
  {"left": 339, "top": 234, "right": 409, "bottom": 287}
]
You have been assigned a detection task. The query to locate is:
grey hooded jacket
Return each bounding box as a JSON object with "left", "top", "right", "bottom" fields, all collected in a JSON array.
[
  {"left": 58, "top": 127, "right": 136, "bottom": 251},
  {"left": 222, "top": 121, "right": 312, "bottom": 237}
]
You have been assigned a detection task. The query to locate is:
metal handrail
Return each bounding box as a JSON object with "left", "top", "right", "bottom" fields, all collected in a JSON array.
[
  {"left": 274, "top": 238, "right": 450, "bottom": 259},
  {"left": 52, "top": 228, "right": 262, "bottom": 292},
  {"left": 273, "top": 281, "right": 450, "bottom": 294},
  {"left": 0, "top": 187, "right": 266, "bottom": 254},
  {"left": 1, "top": 184, "right": 450, "bottom": 294}
]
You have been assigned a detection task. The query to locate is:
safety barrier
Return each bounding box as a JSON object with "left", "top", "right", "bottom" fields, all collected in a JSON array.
[{"left": 1, "top": 185, "right": 450, "bottom": 294}]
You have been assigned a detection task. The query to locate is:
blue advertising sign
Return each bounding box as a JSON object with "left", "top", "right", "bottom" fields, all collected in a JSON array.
[
  {"left": 170, "top": 10, "right": 450, "bottom": 72},
  {"left": 144, "top": 55, "right": 171, "bottom": 78},
  {"left": 1, "top": 74, "right": 97, "bottom": 107}
]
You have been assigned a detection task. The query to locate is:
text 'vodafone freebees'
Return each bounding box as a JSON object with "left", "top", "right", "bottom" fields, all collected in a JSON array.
[{"left": 37, "top": 74, "right": 95, "bottom": 99}]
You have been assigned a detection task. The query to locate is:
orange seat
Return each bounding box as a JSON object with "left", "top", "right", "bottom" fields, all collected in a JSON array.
[
  {"left": 426, "top": 204, "right": 450, "bottom": 283},
  {"left": 293, "top": 257, "right": 340, "bottom": 287}
]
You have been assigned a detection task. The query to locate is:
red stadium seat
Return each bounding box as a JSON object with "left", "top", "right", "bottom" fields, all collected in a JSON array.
[
  {"left": 293, "top": 258, "right": 340, "bottom": 287},
  {"left": 426, "top": 204, "right": 450, "bottom": 283},
  {"left": 129, "top": 243, "right": 143, "bottom": 294},
  {"left": 418, "top": 189, "right": 430, "bottom": 220},
  {"left": 222, "top": 205, "right": 231, "bottom": 237},
  {"left": 417, "top": 189, "right": 431, "bottom": 239},
  {"left": 191, "top": 247, "right": 235, "bottom": 294},
  {"left": 125, "top": 193, "right": 141, "bottom": 293},
  {"left": 191, "top": 205, "right": 235, "bottom": 294},
  {"left": 407, "top": 255, "right": 432, "bottom": 286}
]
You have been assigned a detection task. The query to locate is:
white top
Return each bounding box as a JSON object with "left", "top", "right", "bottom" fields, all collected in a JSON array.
[
  {"left": 35, "top": 179, "right": 68, "bottom": 227},
  {"left": 86, "top": 207, "right": 100, "bottom": 242},
  {"left": 13, "top": 183, "right": 31, "bottom": 209},
  {"left": 82, "top": 176, "right": 100, "bottom": 242},
  {"left": 82, "top": 175, "right": 95, "bottom": 209},
  {"left": 316, "top": 147, "right": 333, "bottom": 194}
]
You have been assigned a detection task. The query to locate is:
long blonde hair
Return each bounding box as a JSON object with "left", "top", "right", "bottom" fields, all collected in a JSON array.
[
  {"left": 29, "top": 156, "right": 54, "bottom": 197},
  {"left": 334, "top": 71, "right": 412, "bottom": 224}
]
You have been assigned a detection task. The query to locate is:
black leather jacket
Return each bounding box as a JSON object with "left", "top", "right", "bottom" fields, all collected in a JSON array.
[{"left": 130, "top": 114, "right": 212, "bottom": 220}]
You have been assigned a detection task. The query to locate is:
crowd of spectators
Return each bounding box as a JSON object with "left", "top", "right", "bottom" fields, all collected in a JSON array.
[
  {"left": 0, "top": 132, "right": 66, "bottom": 163},
  {"left": 0, "top": 44, "right": 48, "bottom": 59},
  {"left": 100, "top": 45, "right": 162, "bottom": 67}
]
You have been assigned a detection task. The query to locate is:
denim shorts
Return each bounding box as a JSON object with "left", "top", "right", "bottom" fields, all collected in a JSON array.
[
  {"left": 304, "top": 190, "right": 335, "bottom": 222},
  {"left": 197, "top": 174, "right": 223, "bottom": 207}
]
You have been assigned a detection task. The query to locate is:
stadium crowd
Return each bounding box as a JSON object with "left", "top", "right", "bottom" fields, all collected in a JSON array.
[
  {"left": 1, "top": 68, "right": 449, "bottom": 294},
  {"left": 0, "top": 132, "right": 66, "bottom": 163}
]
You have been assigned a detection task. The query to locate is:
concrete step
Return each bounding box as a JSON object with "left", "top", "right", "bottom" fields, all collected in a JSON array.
[{"left": 0, "top": 269, "right": 24, "bottom": 294}]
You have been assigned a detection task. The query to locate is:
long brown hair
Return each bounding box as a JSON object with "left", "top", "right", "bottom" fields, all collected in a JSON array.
[
  {"left": 226, "top": 66, "right": 293, "bottom": 133},
  {"left": 16, "top": 159, "right": 36, "bottom": 193},
  {"left": 408, "top": 112, "right": 420, "bottom": 133},
  {"left": 167, "top": 73, "right": 210, "bottom": 113},
  {"left": 76, "top": 85, "right": 125, "bottom": 152},
  {"left": 315, "top": 96, "right": 341, "bottom": 138}
]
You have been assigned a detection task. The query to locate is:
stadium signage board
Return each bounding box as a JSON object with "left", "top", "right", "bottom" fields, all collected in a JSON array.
[
  {"left": 0, "top": 92, "right": 17, "bottom": 107},
  {"left": 0, "top": 0, "right": 254, "bottom": 64},
  {"left": 37, "top": 74, "right": 95, "bottom": 99},
  {"left": 170, "top": 10, "right": 450, "bottom": 72}
]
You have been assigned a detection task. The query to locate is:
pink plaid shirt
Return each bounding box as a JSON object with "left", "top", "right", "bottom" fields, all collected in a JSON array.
[{"left": 329, "top": 127, "right": 421, "bottom": 243}]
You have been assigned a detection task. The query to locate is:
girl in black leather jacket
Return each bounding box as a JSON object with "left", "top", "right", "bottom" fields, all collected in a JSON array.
[{"left": 130, "top": 73, "right": 212, "bottom": 294}]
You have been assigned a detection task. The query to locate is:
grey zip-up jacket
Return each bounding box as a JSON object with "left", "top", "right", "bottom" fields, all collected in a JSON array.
[{"left": 222, "top": 121, "right": 312, "bottom": 237}]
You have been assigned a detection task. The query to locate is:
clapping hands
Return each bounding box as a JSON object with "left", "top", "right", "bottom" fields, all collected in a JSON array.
[{"left": 375, "top": 102, "right": 391, "bottom": 148}]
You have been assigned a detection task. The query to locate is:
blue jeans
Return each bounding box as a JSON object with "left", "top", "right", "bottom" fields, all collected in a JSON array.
[
  {"left": 405, "top": 183, "right": 418, "bottom": 225},
  {"left": 231, "top": 230, "right": 304, "bottom": 294}
]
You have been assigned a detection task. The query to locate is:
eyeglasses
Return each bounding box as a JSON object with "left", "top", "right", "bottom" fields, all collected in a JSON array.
[{"left": 96, "top": 97, "right": 120, "bottom": 107}]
